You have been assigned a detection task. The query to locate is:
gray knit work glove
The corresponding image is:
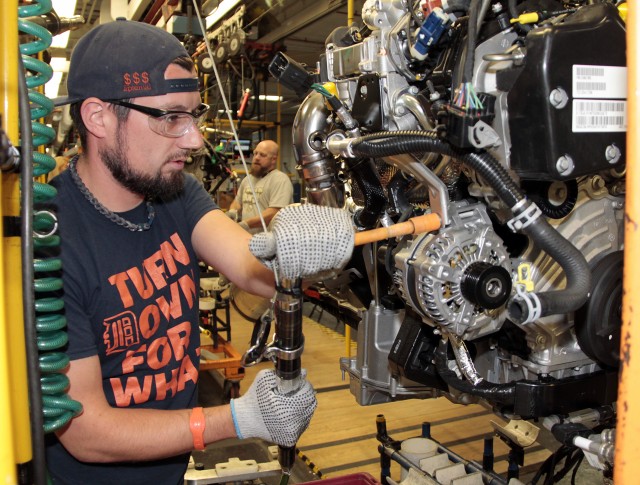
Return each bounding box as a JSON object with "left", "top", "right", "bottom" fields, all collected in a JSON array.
[
  {"left": 230, "top": 369, "right": 317, "bottom": 447},
  {"left": 249, "top": 204, "right": 355, "bottom": 281}
]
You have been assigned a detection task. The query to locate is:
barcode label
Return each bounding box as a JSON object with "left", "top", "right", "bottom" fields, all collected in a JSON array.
[
  {"left": 573, "top": 65, "right": 627, "bottom": 99},
  {"left": 576, "top": 66, "right": 604, "bottom": 77},
  {"left": 572, "top": 100, "right": 627, "bottom": 132}
]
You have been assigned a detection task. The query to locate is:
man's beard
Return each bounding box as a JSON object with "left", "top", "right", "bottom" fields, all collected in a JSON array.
[
  {"left": 250, "top": 163, "right": 269, "bottom": 178},
  {"left": 99, "top": 129, "right": 185, "bottom": 200}
]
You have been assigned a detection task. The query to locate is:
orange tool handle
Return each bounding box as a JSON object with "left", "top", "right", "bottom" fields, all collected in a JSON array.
[
  {"left": 354, "top": 213, "right": 441, "bottom": 246},
  {"left": 237, "top": 89, "right": 251, "bottom": 118}
]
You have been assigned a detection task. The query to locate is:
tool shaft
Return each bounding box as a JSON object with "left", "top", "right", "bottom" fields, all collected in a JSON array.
[
  {"left": 274, "top": 278, "right": 303, "bottom": 474},
  {"left": 354, "top": 213, "right": 441, "bottom": 246}
]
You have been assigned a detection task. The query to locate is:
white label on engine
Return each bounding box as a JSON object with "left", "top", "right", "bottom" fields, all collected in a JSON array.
[
  {"left": 572, "top": 100, "right": 627, "bottom": 132},
  {"left": 572, "top": 65, "right": 627, "bottom": 99}
]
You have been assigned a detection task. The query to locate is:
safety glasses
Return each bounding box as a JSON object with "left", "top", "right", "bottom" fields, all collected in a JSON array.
[{"left": 108, "top": 100, "right": 210, "bottom": 138}]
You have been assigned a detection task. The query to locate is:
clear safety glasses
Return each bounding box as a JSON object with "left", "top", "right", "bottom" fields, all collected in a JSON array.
[{"left": 108, "top": 100, "right": 210, "bottom": 138}]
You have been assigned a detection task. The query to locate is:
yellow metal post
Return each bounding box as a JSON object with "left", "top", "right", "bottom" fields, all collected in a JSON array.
[
  {"left": 0, "top": 1, "right": 30, "bottom": 482},
  {"left": 616, "top": 3, "right": 639, "bottom": 482}
]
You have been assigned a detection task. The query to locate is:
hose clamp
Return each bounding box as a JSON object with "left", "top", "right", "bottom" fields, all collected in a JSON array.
[
  {"left": 264, "top": 337, "right": 305, "bottom": 361},
  {"left": 34, "top": 210, "right": 59, "bottom": 238},
  {"left": 507, "top": 200, "right": 542, "bottom": 233},
  {"left": 515, "top": 283, "right": 542, "bottom": 324}
]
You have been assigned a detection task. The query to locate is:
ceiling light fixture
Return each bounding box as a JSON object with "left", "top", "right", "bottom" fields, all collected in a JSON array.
[
  {"left": 205, "top": 0, "right": 242, "bottom": 29},
  {"left": 44, "top": 57, "right": 70, "bottom": 99},
  {"left": 258, "top": 95, "right": 283, "bottom": 102}
]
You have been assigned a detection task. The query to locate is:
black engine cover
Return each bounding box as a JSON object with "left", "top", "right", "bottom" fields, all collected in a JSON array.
[{"left": 505, "top": 3, "right": 626, "bottom": 180}]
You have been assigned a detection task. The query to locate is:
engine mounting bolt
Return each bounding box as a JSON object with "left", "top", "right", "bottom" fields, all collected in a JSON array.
[
  {"left": 605, "top": 144, "right": 622, "bottom": 164},
  {"left": 549, "top": 87, "right": 568, "bottom": 109},
  {"left": 556, "top": 155, "right": 574, "bottom": 176},
  {"left": 591, "top": 176, "right": 605, "bottom": 191},
  {"left": 409, "top": 86, "right": 419, "bottom": 94},
  {"left": 492, "top": 2, "right": 503, "bottom": 13},
  {"left": 396, "top": 106, "right": 406, "bottom": 115}
]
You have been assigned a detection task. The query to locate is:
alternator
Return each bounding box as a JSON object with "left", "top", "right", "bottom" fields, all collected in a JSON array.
[{"left": 394, "top": 202, "right": 511, "bottom": 339}]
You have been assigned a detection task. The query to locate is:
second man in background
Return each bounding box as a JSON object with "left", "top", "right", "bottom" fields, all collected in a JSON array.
[{"left": 227, "top": 140, "right": 293, "bottom": 233}]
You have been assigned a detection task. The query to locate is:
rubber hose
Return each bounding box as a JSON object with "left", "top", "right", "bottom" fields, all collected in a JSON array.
[
  {"left": 37, "top": 332, "right": 68, "bottom": 352},
  {"left": 34, "top": 276, "right": 64, "bottom": 292},
  {"left": 34, "top": 257, "right": 62, "bottom": 272},
  {"left": 347, "top": 158, "right": 386, "bottom": 229},
  {"left": 354, "top": 131, "right": 523, "bottom": 205},
  {"left": 19, "top": 52, "right": 47, "bottom": 485},
  {"left": 442, "top": 0, "right": 472, "bottom": 13},
  {"left": 40, "top": 373, "right": 69, "bottom": 395},
  {"left": 18, "top": 7, "right": 51, "bottom": 482},
  {"left": 21, "top": 2, "right": 82, "bottom": 447},
  {"left": 33, "top": 234, "right": 60, "bottom": 249},
  {"left": 34, "top": 297, "right": 65, "bottom": 313},
  {"left": 350, "top": 132, "right": 591, "bottom": 321},
  {"left": 39, "top": 352, "right": 69, "bottom": 373},
  {"left": 527, "top": 180, "right": 578, "bottom": 219},
  {"left": 513, "top": 219, "right": 591, "bottom": 322},
  {"left": 435, "top": 340, "right": 515, "bottom": 404}
]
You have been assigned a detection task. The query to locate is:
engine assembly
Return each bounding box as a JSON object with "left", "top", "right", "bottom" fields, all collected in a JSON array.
[{"left": 270, "top": 0, "right": 625, "bottom": 480}]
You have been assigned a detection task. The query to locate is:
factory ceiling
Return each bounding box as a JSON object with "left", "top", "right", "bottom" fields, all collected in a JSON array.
[{"left": 49, "top": 0, "right": 365, "bottom": 126}]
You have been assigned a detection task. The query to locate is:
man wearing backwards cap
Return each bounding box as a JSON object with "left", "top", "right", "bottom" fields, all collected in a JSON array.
[{"left": 45, "top": 19, "right": 354, "bottom": 484}]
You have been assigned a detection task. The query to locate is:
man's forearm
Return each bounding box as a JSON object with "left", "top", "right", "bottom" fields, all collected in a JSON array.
[
  {"left": 58, "top": 404, "right": 237, "bottom": 463},
  {"left": 243, "top": 207, "right": 280, "bottom": 230}
]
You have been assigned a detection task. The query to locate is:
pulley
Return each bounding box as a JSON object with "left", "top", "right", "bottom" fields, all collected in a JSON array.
[{"left": 460, "top": 262, "right": 512, "bottom": 310}]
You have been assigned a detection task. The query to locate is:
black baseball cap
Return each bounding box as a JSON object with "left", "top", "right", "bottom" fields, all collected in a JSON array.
[{"left": 54, "top": 18, "right": 198, "bottom": 106}]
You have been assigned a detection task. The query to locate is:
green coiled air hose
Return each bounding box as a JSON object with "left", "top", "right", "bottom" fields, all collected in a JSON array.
[{"left": 18, "top": 2, "right": 82, "bottom": 479}]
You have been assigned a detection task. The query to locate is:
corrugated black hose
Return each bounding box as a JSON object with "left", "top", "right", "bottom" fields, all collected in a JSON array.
[
  {"left": 346, "top": 157, "right": 387, "bottom": 229},
  {"left": 435, "top": 340, "right": 516, "bottom": 404},
  {"left": 350, "top": 131, "right": 591, "bottom": 323}
]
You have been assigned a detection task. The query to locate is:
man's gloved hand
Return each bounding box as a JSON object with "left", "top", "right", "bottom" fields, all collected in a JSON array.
[
  {"left": 249, "top": 204, "right": 354, "bottom": 280},
  {"left": 226, "top": 209, "right": 239, "bottom": 222},
  {"left": 230, "top": 369, "right": 317, "bottom": 447}
]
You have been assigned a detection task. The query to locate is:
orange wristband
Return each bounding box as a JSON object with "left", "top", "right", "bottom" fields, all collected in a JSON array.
[{"left": 190, "top": 407, "right": 206, "bottom": 451}]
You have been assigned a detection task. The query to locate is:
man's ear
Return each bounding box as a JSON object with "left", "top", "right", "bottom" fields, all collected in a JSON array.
[{"left": 80, "top": 98, "right": 111, "bottom": 140}]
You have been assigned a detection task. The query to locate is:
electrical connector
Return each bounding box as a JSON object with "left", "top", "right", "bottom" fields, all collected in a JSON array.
[
  {"left": 446, "top": 92, "right": 496, "bottom": 148},
  {"left": 268, "top": 52, "right": 317, "bottom": 97},
  {"left": 411, "top": 7, "right": 451, "bottom": 61},
  {"left": 510, "top": 9, "right": 576, "bottom": 25}
]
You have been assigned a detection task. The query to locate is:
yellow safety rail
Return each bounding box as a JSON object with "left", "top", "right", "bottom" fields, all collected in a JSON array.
[
  {"left": 1, "top": 0, "right": 31, "bottom": 483},
  {"left": 616, "top": 2, "right": 638, "bottom": 483}
]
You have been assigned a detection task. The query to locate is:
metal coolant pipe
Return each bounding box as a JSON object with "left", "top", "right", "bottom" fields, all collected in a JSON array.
[{"left": 292, "top": 91, "right": 344, "bottom": 208}]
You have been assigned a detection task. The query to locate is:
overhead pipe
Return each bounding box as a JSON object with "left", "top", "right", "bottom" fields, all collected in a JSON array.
[{"left": 142, "top": 0, "right": 164, "bottom": 24}]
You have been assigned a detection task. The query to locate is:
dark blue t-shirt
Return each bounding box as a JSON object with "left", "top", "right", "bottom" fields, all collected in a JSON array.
[{"left": 45, "top": 170, "right": 218, "bottom": 485}]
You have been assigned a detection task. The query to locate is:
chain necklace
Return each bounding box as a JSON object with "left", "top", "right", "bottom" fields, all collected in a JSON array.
[{"left": 69, "top": 156, "right": 155, "bottom": 232}]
